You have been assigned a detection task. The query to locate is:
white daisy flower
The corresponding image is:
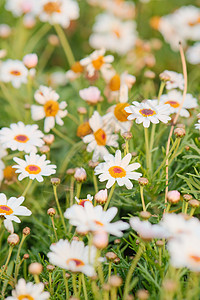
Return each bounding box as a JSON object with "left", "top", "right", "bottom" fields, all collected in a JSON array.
[
  {"left": 66, "top": 61, "right": 84, "bottom": 81},
  {"left": 104, "top": 84, "right": 132, "bottom": 134},
  {"left": 89, "top": 13, "right": 137, "bottom": 55},
  {"left": 105, "top": 0, "right": 135, "bottom": 20},
  {"left": 5, "top": 278, "right": 49, "bottom": 300},
  {"left": 0, "top": 24, "right": 11, "bottom": 38},
  {"left": 75, "top": 194, "right": 93, "bottom": 207},
  {"left": 159, "top": 90, "right": 198, "bottom": 118},
  {"left": 5, "top": 0, "right": 39, "bottom": 17},
  {"left": 79, "top": 86, "right": 101, "bottom": 105},
  {"left": 38, "top": 0, "right": 79, "bottom": 28},
  {"left": 130, "top": 217, "right": 169, "bottom": 241},
  {"left": 186, "top": 42, "right": 200, "bottom": 65},
  {"left": 0, "top": 122, "right": 44, "bottom": 153},
  {"left": 64, "top": 201, "right": 129, "bottom": 237},
  {"left": 0, "top": 193, "right": 32, "bottom": 234},
  {"left": 195, "top": 120, "right": 200, "bottom": 130},
  {"left": 0, "top": 59, "right": 28, "bottom": 88},
  {"left": 47, "top": 239, "right": 96, "bottom": 276},
  {"left": 83, "top": 111, "right": 118, "bottom": 162},
  {"left": 80, "top": 49, "right": 114, "bottom": 77},
  {"left": 94, "top": 150, "right": 142, "bottom": 189},
  {"left": 12, "top": 152, "right": 56, "bottom": 182},
  {"left": 125, "top": 100, "right": 171, "bottom": 128},
  {"left": 31, "top": 85, "right": 68, "bottom": 133},
  {"left": 163, "top": 70, "right": 184, "bottom": 90}
]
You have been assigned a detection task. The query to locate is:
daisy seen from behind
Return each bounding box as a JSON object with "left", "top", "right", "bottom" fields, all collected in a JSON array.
[
  {"left": 162, "top": 70, "right": 184, "bottom": 90},
  {"left": 94, "top": 150, "right": 142, "bottom": 189},
  {"left": 0, "top": 122, "right": 44, "bottom": 153},
  {"left": 83, "top": 111, "right": 118, "bottom": 161},
  {"left": 64, "top": 201, "right": 129, "bottom": 237},
  {"left": 5, "top": 278, "right": 49, "bottom": 300},
  {"left": 31, "top": 85, "right": 68, "bottom": 133},
  {"left": 13, "top": 152, "right": 56, "bottom": 182},
  {"left": 0, "top": 193, "right": 32, "bottom": 234},
  {"left": 0, "top": 59, "right": 28, "bottom": 88},
  {"left": 125, "top": 100, "right": 171, "bottom": 128},
  {"left": 47, "top": 239, "right": 96, "bottom": 276}
]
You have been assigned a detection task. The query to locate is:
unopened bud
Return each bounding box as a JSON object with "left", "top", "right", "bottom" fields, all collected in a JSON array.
[
  {"left": 65, "top": 272, "right": 71, "bottom": 279},
  {"left": 162, "top": 279, "right": 177, "bottom": 292},
  {"left": 43, "top": 134, "right": 55, "bottom": 145},
  {"left": 136, "top": 289, "right": 149, "bottom": 300},
  {"left": 88, "top": 160, "right": 99, "bottom": 169},
  {"left": 93, "top": 230, "right": 108, "bottom": 249},
  {"left": 109, "top": 275, "right": 123, "bottom": 287},
  {"left": 113, "top": 257, "right": 120, "bottom": 264},
  {"left": 7, "top": 234, "right": 20, "bottom": 246},
  {"left": 23, "top": 254, "right": 29, "bottom": 260},
  {"left": 114, "top": 239, "right": 121, "bottom": 245},
  {"left": 183, "top": 194, "right": 192, "bottom": 202},
  {"left": 48, "top": 34, "right": 59, "bottom": 46},
  {"left": 47, "top": 265, "right": 55, "bottom": 272},
  {"left": 23, "top": 53, "right": 38, "bottom": 69},
  {"left": 188, "top": 199, "right": 200, "bottom": 208},
  {"left": 0, "top": 24, "right": 11, "bottom": 38},
  {"left": 139, "top": 211, "right": 151, "bottom": 220},
  {"left": 77, "top": 107, "right": 87, "bottom": 115},
  {"left": 74, "top": 168, "right": 87, "bottom": 182},
  {"left": 131, "top": 151, "right": 137, "bottom": 157},
  {"left": 47, "top": 208, "right": 56, "bottom": 216},
  {"left": 72, "top": 236, "right": 79, "bottom": 241},
  {"left": 28, "top": 262, "right": 43, "bottom": 275},
  {"left": 122, "top": 132, "right": 133, "bottom": 140},
  {"left": 106, "top": 252, "right": 117, "bottom": 261},
  {"left": 103, "top": 284, "right": 111, "bottom": 291},
  {"left": 66, "top": 168, "right": 76, "bottom": 175},
  {"left": 159, "top": 72, "right": 170, "bottom": 82},
  {"left": 23, "top": 227, "right": 31, "bottom": 236},
  {"left": 51, "top": 178, "right": 60, "bottom": 186},
  {"left": 176, "top": 123, "right": 185, "bottom": 129},
  {"left": 167, "top": 190, "right": 180, "bottom": 204},
  {"left": 144, "top": 70, "right": 155, "bottom": 79},
  {"left": 138, "top": 177, "right": 149, "bottom": 186},
  {"left": 39, "top": 145, "right": 50, "bottom": 154},
  {"left": 174, "top": 127, "right": 186, "bottom": 138},
  {"left": 156, "top": 240, "right": 164, "bottom": 247},
  {"left": 94, "top": 189, "right": 108, "bottom": 204}
]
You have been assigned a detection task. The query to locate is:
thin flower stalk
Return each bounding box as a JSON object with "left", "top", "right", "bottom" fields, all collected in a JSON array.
[
  {"left": 53, "top": 185, "right": 67, "bottom": 233},
  {"left": 104, "top": 183, "right": 116, "bottom": 211}
]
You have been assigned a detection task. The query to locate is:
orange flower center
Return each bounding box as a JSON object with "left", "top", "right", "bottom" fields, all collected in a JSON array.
[
  {"left": 94, "top": 220, "right": 104, "bottom": 226},
  {"left": 139, "top": 108, "right": 156, "bottom": 117},
  {"left": 43, "top": 1, "right": 61, "bottom": 14},
  {"left": 14, "top": 134, "right": 29, "bottom": 143},
  {"left": 188, "top": 17, "right": 200, "bottom": 27},
  {"left": 108, "top": 166, "right": 126, "bottom": 178},
  {"left": 113, "top": 28, "right": 121, "bottom": 38},
  {"left": 150, "top": 16, "right": 161, "bottom": 30},
  {"left": 0, "top": 205, "right": 13, "bottom": 215},
  {"left": 25, "top": 165, "right": 41, "bottom": 174},
  {"left": 71, "top": 61, "right": 84, "bottom": 73},
  {"left": 94, "top": 128, "right": 107, "bottom": 146},
  {"left": 18, "top": 295, "right": 34, "bottom": 300},
  {"left": 109, "top": 74, "right": 121, "bottom": 91},
  {"left": 190, "top": 255, "right": 200, "bottom": 263},
  {"left": 165, "top": 100, "right": 180, "bottom": 108},
  {"left": 66, "top": 258, "right": 85, "bottom": 267},
  {"left": 76, "top": 122, "right": 92, "bottom": 138},
  {"left": 114, "top": 103, "right": 131, "bottom": 122},
  {"left": 78, "top": 199, "right": 92, "bottom": 207},
  {"left": 3, "top": 166, "right": 16, "bottom": 181},
  {"left": 10, "top": 70, "right": 21, "bottom": 76},
  {"left": 92, "top": 55, "right": 104, "bottom": 70},
  {"left": 44, "top": 100, "right": 59, "bottom": 117}
]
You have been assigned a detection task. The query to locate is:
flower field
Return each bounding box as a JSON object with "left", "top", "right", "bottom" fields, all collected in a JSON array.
[{"left": 0, "top": 0, "right": 200, "bottom": 299}]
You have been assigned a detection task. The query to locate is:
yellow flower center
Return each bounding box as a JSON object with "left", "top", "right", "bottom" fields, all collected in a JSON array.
[
  {"left": 190, "top": 255, "right": 200, "bottom": 263},
  {"left": 150, "top": 16, "right": 161, "bottom": 30},
  {"left": 113, "top": 28, "right": 121, "bottom": 38},
  {"left": 66, "top": 258, "right": 85, "bottom": 267},
  {"left": 108, "top": 166, "right": 126, "bottom": 178},
  {"left": 139, "top": 108, "right": 156, "bottom": 117},
  {"left": 188, "top": 17, "right": 200, "bottom": 27},
  {"left": 94, "top": 128, "right": 107, "bottom": 146},
  {"left": 71, "top": 61, "right": 84, "bottom": 73},
  {"left": 76, "top": 122, "right": 92, "bottom": 138},
  {"left": 94, "top": 220, "right": 104, "bottom": 226},
  {"left": 44, "top": 100, "right": 59, "bottom": 117},
  {"left": 10, "top": 70, "right": 21, "bottom": 76},
  {"left": 109, "top": 74, "right": 121, "bottom": 91},
  {"left": 92, "top": 55, "right": 104, "bottom": 70},
  {"left": 18, "top": 295, "right": 34, "bottom": 300},
  {"left": 0, "top": 205, "right": 13, "bottom": 215},
  {"left": 78, "top": 199, "right": 92, "bottom": 207},
  {"left": 114, "top": 103, "right": 131, "bottom": 122},
  {"left": 4, "top": 166, "right": 16, "bottom": 181},
  {"left": 25, "top": 165, "right": 41, "bottom": 174},
  {"left": 14, "top": 134, "right": 29, "bottom": 143},
  {"left": 43, "top": 1, "right": 61, "bottom": 14},
  {"left": 165, "top": 100, "right": 180, "bottom": 108}
]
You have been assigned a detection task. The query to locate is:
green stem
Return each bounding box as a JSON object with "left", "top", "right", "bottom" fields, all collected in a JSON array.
[
  {"left": 140, "top": 186, "right": 146, "bottom": 211},
  {"left": 70, "top": 177, "right": 75, "bottom": 207},
  {"left": 104, "top": 183, "right": 116, "bottom": 211},
  {"left": 14, "top": 234, "right": 26, "bottom": 282},
  {"left": 82, "top": 274, "right": 88, "bottom": 300},
  {"left": 51, "top": 216, "right": 58, "bottom": 242},
  {"left": 25, "top": 23, "right": 51, "bottom": 52},
  {"left": 59, "top": 141, "right": 83, "bottom": 174},
  {"left": 190, "top": 207, "right": 196, "bottom": 216},
  {"left": 53, "top": 185, "right": 67, "bottom": 233},
  {"left": 72, "top": 274, "right": 78, "bottom": 297},
  {"left": 93, "top": 173, "right": 98, "bottom": 194},
  {"left": 22, "top": 179, "right": 33, "bottom": 197},
  {"left": 76, "top": 182, "right": 82, "bottom": 199},
  {"left": 54, "top": 24, "right": 75, "bottom": 67},
  {"left": 144, "top": 127, "right": 150, "bottom": 171},
  {"left": 52, "top": 127, "right": 74, "bottom": 145},
  {"left": 0, "top": 246, "right": 13, "bottom": 277},
  {"left": 63, "top": 269, "right": 69, "bottom": 300},
  {"left": 67, "top": 113, "right": 79, "bottom": 125},
  {"left": 108, "top": 261, "right": 112, "bottom": 281}
]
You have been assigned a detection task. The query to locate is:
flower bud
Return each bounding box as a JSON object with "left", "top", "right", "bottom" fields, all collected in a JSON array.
[
  {"left": 47, "top": 208, "right": 56, "bottom": 216},
  {"left": 46, "top": 265, "right": 55, "bottom": 272},
  {"left": 106, "top": 252, "right": 117, "bottom": 261},
  {"left": 65, "top": 272, "right": 71, "bottom": 279},
  {"left": 0, "top": 49, "right": 7, "bottom": 59},
  {"left": 122, "top": 132, "right": 133, "bottom": 140},
  {"left": 162, "top": 279, "right": 177, "bottom": 292},
  {"left": 113, "top": 257, "right": 120, "bottom": 264},
  {"left": 174, "top": 127, "right": 186, "bottom": 138},
  {"left": 109, "top": 275, "right": 123, "bottom": 287},
  {"left": 93, "top": 230, "right": 108, "bottom": 249},
  {"left": 28, "top": 262, "right": 43, "bottom": 275},
  {"left": 136, "top": 289, "right": 149, "bottom": 300},
  {"left": 138, "top": 177, "right": 149, "bottom": 186},
  {"left": 183, "top": 194, "right": 192, "bottom": 202},
  {"left": 176, "top": 123, "right": 185, "bottom": 129},
  {"left": 167, "top": 190, "right": 180, "bottom": 204},
  {"left": 72, "top": 236, "right": 79, "bottom": 241},
  {"left": 23, "top": 15, "right": 36, "bottom": 29},
  {"left": 94, "top": 189, "right": 108, "bottom": 204},
  {"left": 23, "top": 254, "right": 29, "bottom": 260},
  {"left": 144, "top": 70, "right": 155, "bottom": 79},
  {"left": 139, "top": 211, "right": 151, "bottom": 220},
  {"left": 7, "top": 234, "right": 20, "bottom": 246},
  {"left": 39, "top": 145, "right": 50, "bottom": 154},
  {"left": 23, "top": 53, "right": 38, "bottom": 69},
  {"left": 88, "top": 160, "right": 99, "bottom": 169},
  {"left": 23, "top": 227, "right": 31, "bottom": 236},
  {"left": 0, "top": 24, "right": 11, "bottom": 39},
  {"left": 43, "top": 134, "right": 55, "bottom": 145},
  {"left": 159, "top": 71, "right": 171, "bottom": 82},
  {"left": 74, "top": 167, "right": 87, "bottom": 182},
  {"left": 77, "top": 107, "right": 87, "bottom": 115},
  {"left": 188, "top": 199, "right": 200, "bottom": 208},
  {"left": 51, "top": 178, "right": 60, "bottom": 186},
  {"left": 156, "top": 240, "right": 164, "bottom": 247},
  {"left": 114, "top": 239, "right": 121, "bottom": 245},
  {"left": 131, "top": 151, "right": 138, "bottom": 157},
  {"left": 48, "top": 34, "right": 59, "bottom": 46},
  {"left": 66, "top": 168, "right": 76, "bottom": 175},
  {"left": 103, "top": 284, "right": 111, "bottom": 291}
]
